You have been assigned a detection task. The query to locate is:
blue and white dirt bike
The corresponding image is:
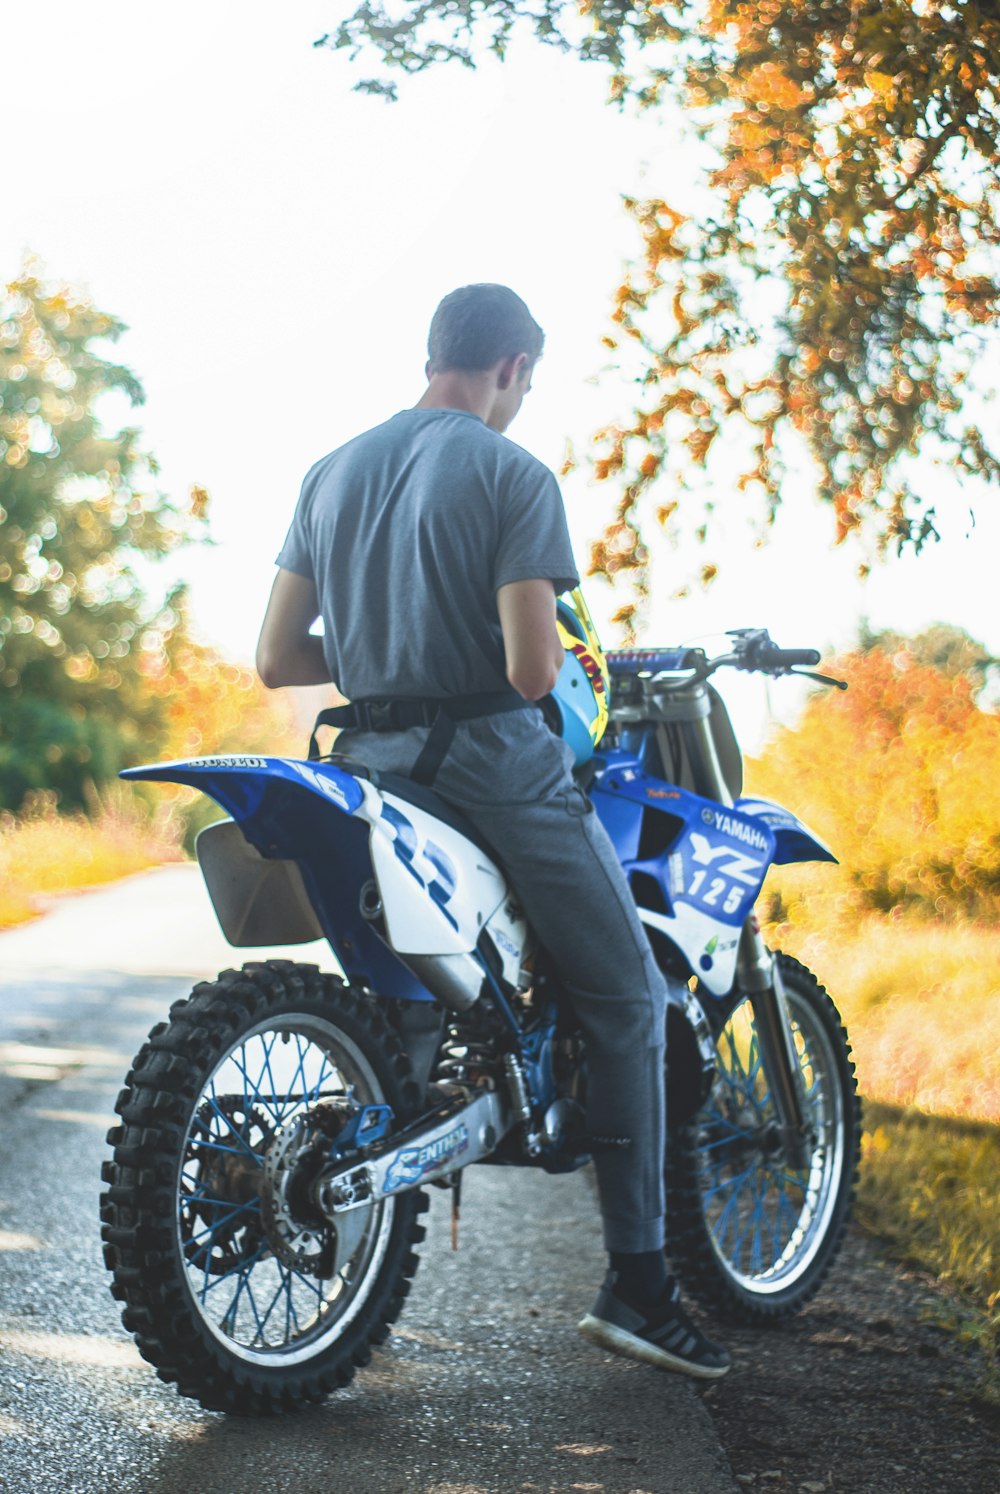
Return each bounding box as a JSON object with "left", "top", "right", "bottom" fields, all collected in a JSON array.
[{"left": 101, "top": 607, "right": 860, "bottom": 1414}]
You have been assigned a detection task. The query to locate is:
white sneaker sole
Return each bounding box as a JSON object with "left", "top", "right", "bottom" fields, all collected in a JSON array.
[{"left": 577, "top": 1313, "right": 731, "bottom": 1380}]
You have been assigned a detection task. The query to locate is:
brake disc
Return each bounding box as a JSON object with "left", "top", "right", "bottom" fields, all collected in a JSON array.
[{"left": 261, "top": 1116, "right": 373, "bottom": 1278}]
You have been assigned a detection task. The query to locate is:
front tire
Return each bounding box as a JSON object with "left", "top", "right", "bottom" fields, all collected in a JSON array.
[
  {"left": 101, "top": 960, "right": 427, "bottom": 1413},
  {"left": 666, "top": 952, "right": 860, "bottom": 1322}
]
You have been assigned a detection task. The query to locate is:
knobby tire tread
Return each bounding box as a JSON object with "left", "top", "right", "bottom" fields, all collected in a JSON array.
[{"left": 100, "top": 960, "right": 428, "bottom": 1414}]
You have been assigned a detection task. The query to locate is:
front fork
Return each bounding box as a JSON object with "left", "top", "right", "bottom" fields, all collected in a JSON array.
[
  {"left": 677, "top": 711, "right": 814, "bottom": 1171},
  {"left": 737, "top": 919, "right": 812, "bottom": 1170}
]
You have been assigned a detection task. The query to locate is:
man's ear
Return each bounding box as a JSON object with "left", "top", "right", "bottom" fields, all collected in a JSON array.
[{"left": 496, "top": 353, "right": 528, "bottom": 390}]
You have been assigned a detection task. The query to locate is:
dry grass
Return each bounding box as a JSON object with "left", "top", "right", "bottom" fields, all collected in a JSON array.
[
  {"left": 767, "top": 913, "right": 1000, "bottom": 1125},
  {"left": 858, "top": 1102, "right": 999, "bottom": 1294},
  {"left": 766, "top": 904, "right": 1000, "bottom": 1358},
  {"left": 858, "top": 1101, "right": 1000, "bottom": 1385},
  {"left": 0, "top": 789, "right": 182, "bottom": 929}
]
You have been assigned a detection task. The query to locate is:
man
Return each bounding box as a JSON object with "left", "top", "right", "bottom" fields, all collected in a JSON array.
[{"left": 256, "top": 283, "right": 731, "bottom": 1379}]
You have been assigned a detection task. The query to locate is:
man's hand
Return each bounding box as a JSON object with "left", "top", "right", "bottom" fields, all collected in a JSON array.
[
  {"left": 497, "top": 579, "right": 564, "bottom": 700},
  {"left": 256, "top": 569, "right": 333, "bottom": 688}
]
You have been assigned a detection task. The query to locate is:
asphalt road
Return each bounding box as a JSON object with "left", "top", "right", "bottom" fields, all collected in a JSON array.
[{"left": 0, "top": 867, "right": 738, "bottom": 1494}]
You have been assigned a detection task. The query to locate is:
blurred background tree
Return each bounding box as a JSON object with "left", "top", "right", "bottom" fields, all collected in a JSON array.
[
  {"left": 324, "top": 2, "right": 1000, "bottom": 625},
  {"left": 0, "top": 266, "right": 295, "bottom": 813},
  {"left": 0, "top": 266, "right": 207, "bottom": 807},
  {"left": 139, "top": 589, "right": 300, "bottom": 848},
  {"left": 747, "top": 622, "right": 1000, "bottom": 923}
]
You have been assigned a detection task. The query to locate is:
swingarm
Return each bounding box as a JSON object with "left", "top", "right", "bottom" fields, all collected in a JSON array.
[{"left": 314, "top": 1088, "right": 514, "bottom": 1217}]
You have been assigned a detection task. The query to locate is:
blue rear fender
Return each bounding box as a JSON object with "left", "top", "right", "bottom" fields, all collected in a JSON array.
[
  {"left": 120, "top": 754, "right": 365, "bottom": 842},
  {"left": 120, "top": 754, "right": 437, "bottom": 1002}
]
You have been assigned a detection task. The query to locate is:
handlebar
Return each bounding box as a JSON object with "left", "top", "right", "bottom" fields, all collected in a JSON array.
[
  {"left": 734, "top": 636, "right": 820, "bottom": 672},
  {"left": 760, "top": 647, "right": 821, "bottom": 668},
  {"left": 606, "top": 648, "right": 706, "bottom": 676},
  {"left": 605, "top": 630, "right": 843, "bottom": 687}
]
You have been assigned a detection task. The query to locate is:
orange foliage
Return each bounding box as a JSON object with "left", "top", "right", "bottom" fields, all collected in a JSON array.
[
  {"left": 140, "top": 628, "right": 299, "bottom": 763},
  {"left": 748, "top": 639, "right": 1000, "bottom": 921},
  {"left": 328, "top": 2, "right": 1000, "bottom": 619}
]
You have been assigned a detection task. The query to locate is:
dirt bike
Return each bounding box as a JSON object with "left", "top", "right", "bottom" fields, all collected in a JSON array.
[{"left": 101, "top": 628, "right": 860, "bottom": 1413}]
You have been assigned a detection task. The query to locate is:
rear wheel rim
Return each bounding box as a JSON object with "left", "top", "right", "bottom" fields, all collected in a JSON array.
[
  {"left": 176, "top": 1014, "right": 395, "bottom": 1368},
  {"left": 694, "top": 987, "right": 845, "bottom": 1294}
]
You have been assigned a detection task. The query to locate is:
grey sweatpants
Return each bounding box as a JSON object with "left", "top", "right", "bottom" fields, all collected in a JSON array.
[{"left": 339, "top": 709, "right": 671, "bottom": 1254}]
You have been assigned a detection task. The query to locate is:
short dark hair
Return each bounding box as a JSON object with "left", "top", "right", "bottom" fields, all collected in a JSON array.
[{"left": 427, "top": 284, "right": 544, "bottom": 373}]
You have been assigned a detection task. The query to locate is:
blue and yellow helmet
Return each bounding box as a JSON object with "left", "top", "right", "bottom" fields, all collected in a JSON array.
[{"left": 543, "top": 588, "right": 610, "bottom": 766}]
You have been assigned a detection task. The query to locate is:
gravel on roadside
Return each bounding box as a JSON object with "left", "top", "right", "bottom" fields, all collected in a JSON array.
[{"left": 695, "top": 1225, "right": 998, "bottom": 1494}]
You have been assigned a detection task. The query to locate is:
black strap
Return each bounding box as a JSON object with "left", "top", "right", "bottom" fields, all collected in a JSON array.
[
  {"left": 409, "top": 711, "right": 456, "bottom": 787},
  {"left": 308, "top": 690, "right": 531, "bottom": 784}
]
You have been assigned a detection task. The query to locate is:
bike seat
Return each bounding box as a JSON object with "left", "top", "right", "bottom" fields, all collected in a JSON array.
[
  {"left": 376, "top": 772, "right": 499, "bottom": 863},
  {"left": 319, "top": 754, "right": 499, "bottom": 864}
]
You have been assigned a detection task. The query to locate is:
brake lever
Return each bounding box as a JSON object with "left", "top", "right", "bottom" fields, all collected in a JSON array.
[{"left": 789, "top": 668, "right": 849, "bottom": 691}]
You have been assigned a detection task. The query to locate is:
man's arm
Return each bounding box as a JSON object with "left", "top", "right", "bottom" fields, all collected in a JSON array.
[
  {"left": 496, "top": 579, "right": 565, "bottom": 700},
  {"left": 256, "top": 569, "right": 333, "bottom": 688}
]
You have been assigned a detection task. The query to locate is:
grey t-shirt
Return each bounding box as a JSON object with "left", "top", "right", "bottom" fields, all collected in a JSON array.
[{"left": 276, "top": 408, "right": 579, "bottom": 700}]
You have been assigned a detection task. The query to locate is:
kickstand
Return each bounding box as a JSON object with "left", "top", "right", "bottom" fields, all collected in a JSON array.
[{"left": 450, "top": 1172, "right": 462, "bottom": 1251}]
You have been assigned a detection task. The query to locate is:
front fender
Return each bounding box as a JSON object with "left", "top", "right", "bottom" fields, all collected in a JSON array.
[{"left": 735, "top": 797, "right": 837, "bottom": 865}]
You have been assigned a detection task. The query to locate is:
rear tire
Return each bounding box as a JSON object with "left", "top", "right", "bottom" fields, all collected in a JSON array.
[
  {"left": 101, "top": 960, "right": 427, "bottom": 1413},
  {"left": 666, "top": 952, "right": 860, "bottom": 1322}
]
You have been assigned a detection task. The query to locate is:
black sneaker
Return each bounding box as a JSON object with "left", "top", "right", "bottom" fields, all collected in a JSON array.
[{"left": 578, "top": 1272, "right": 732, "bottom": 1380}]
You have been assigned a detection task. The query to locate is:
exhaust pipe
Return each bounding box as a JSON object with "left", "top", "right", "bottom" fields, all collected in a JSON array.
[{"left": 360, "top": 881, "right": 486, "bottom": 1012}]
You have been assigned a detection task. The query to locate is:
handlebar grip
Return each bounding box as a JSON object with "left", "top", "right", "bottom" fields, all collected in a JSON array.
[{"left": 760, "top": 646, "right": 821, "bottom": 669}]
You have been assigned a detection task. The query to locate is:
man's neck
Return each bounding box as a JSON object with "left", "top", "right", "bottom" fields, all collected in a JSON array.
[{"left": 415, "top": 370, "right": 493, "bottom": 423}]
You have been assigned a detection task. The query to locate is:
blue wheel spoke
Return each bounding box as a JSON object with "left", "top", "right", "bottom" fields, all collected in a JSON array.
[
  {"left": 698, "top": 1131, "right": 743, "bottom": 1154},
  {"left": 725, "top": 1189, "right": 755, "bottom": 1264},
  {"left": 700, "top": 1160, "right": 757, "bottom": 1201},
  {"left": 186, "top": 1197, "right": 260, "bottom": 1244},
  {"left": 201, "top": 1091, "right": 260, "bottom": 1158},
  {"left": 769, "top": 1165, "right": 809, "bottom": 1189},
  {"left": 202, "top": 1244, "right": 267, "bottom": 1301},
  {"left": 285, "top": 1034, "right": 313, "bottom": 1122},
  {"left": 221, "top": 1267, "right": 251, "bottom": 1334},
  {"left": 284, "top": 1271, "right": 300, "bottom": 1340},
  {"left": 775, "top": 1184, "right": 801, "bottom": 1224},
  {"left": 229, "top": 1046, "right": 273, "bottom": 1124},
  {"left": 257, "top": 1269, "right": 295, "bottom": 1341},
  {"left": 254, "top": 1031, "right": 287, "bottom": 1124},
  {"left": 242, "top": 1269, "right": 268, "bottom": 1344},
  {"left": 188, "top": 1136, "right": 261, "bottom": 1160},
  {"left": 713, "top": 1173, "right": 749, "bottom": 1239},
  {"left": 241, "top": 1039, "right": 250, "bottom": 1125},
  {"left": 748, "top": 1178, "right": 778, "bottom": 1271},
  {"left": 307, "top": 1052, "right": 336, "bottom": 1105}
]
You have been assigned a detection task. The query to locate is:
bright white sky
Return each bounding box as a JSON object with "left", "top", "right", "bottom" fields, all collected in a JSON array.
[{"left": 5, "top": 2, "right": 998, "bottom": 748}]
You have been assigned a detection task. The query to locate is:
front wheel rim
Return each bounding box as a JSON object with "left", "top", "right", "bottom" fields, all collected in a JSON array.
[{"left": 694, "top": 988, "right": 846, "bottom": 1295}]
